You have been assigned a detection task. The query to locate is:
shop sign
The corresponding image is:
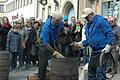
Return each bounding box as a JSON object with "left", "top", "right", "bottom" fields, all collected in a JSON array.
[{"left": 12, "top": 13, "right": 19, "bottom": 20}]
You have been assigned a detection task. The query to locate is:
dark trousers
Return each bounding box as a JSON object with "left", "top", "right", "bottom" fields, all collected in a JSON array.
[
  {"left": 25, "top": 46, "right": 31, "bottom": 65},
  {"left": 18, "top": 48, "right": 25, "bottom": 68},
  {"left": 23, "top": 45, "right": 33, "bottom": 70},
  {"left": 111, "top": 49, "right": 119, "bottom": 73},
  {"left": 88, "top": 53, "right": 106, "bottom": 80},
  {"left": 1, "top": 34, "right": 7, "bottom": 50},
  {"left": 11, "top": 52, "right": 19, "bottom": 70},
  {"left": 31, "top": 45, "right": 40, "bottom": 65},
  {"left": 38, "top": 46, "right": 50, "bottom": 80}
]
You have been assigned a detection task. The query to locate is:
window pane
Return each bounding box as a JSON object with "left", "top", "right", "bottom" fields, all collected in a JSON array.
[{"left": 0, "top": 5, "right": 4, "bottom": 12}]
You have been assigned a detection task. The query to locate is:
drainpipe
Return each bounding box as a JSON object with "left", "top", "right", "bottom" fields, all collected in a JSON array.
[
  {"left": 36, "top": 0, "right": 39, "bottom": 18},
  {"left": 54, "top": 0, "right": 59, "bottom": 10},
  {"left": 54, "top": 0, "right": 59, "bottom": 5},
  {"left": 77, "top": 0, "right": 79, "bottom": 19}
]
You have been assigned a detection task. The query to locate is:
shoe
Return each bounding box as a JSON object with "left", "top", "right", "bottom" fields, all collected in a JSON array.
[
  {"left": 12, "top": 69, "right": 18, "bottom": 72},
  {"left": 19, "top": 66, "right": 26, "bottom": 71}
]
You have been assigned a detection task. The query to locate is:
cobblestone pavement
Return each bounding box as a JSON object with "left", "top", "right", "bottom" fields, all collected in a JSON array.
[
  {"left": 110, "top": 63, "right": 120, "bottom": 80},
  {"left": 9, "top": 67, "right": 38, "bottom": 80},
  {"left": 9, "top": 64, "right": 120, "bottom": 80}
]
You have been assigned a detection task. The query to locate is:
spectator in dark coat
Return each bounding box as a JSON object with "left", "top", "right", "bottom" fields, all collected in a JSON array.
[
  {"left": 25, "top": 18, "right": 37, "bottom": 69},
  {"left": 108, "top": 16, "right": 120, "bottom": 73},
  {"left": 0, "top": 16, "right": 12, "bottom": 50},
  {"left": 0, "top": 23, "right": 2, "bottom": 49}
]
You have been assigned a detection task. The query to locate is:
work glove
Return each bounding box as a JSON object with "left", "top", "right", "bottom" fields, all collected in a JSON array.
[
  {"left": 83, "top": 63, "right": 89, "bottom": 70},
  {"left": 53, "top": 51, "right": 65, "bottom": 58},
  {"left": 102, "top": 44, "right": 111, "bottom": 53},
  {"left": 71, "top": 41, "right": 83, "bottom": 48},
  {"left": 116, "top": 46, "right": 120, "bottom": 51}
]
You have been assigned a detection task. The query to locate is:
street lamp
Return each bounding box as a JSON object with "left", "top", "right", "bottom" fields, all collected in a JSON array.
[{"left": 39, "top": 0, "right": 47, "bottom": 6}]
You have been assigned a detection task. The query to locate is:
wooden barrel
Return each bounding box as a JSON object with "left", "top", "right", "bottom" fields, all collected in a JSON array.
[
  {"left": 50, "top": 58, "right": 78, "bottom": 80},
  {"left": 27, "top": 72, "right": 50, "bottom": 80},
  {"left": 27, "top": 73, "right": 39, "bottom": 80},
  {"left": 0, "top": 51, "right": 10, "bottom": 80}
]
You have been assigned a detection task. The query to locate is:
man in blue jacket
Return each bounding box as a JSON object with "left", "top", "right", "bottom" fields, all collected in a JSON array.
[
  {"left": 38, "top": 12, "right": 64, "bottom": 80},
  {"left": 74, "top": 8, "right": 114, "bottom": 80}
]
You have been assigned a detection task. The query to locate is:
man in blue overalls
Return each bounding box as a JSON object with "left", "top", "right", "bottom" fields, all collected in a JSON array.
[{"left": 73, "top": 8, "right": 114, "bottom": 80}]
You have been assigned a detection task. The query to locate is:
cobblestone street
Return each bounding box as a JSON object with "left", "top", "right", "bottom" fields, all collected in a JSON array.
[
  {"left": 9, "top": 67, "right": 38, "bottom": 80},
  {"left": 9, "top": 63, "right": 120, "bottom": 80},
  {"left": 109, "top": 63, "right": 120, "bottom": 80}
]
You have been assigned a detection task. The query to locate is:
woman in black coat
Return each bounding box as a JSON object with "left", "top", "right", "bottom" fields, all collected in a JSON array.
[{"left": 0, "top": 16, "right": 12, "bottom": 50}]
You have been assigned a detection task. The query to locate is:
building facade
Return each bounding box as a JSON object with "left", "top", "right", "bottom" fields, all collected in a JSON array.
[
  {"left": 37, "top": 0, "right": 100, "bottom": 23},
  {"left": 38, "top": 0, "right": 79, "bottom": 22},
  {"left": 0, "top": 0, "right": 6, "bottom": 22},
  {"left": 101, "top": 0, "right": 120, "bottom": 24},
  {"left": 4, "top": 0, "right": 99, "bottom": 23},
  {"left": 5, "top": 0, "right": 37, "bottom": 24},
  {"left": 4, "top": 0, "right": 120, "bottom": 24}
]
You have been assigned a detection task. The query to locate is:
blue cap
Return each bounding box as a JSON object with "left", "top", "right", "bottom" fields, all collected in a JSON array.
[{"left": 64, "top": 16, "right": 68, "bottom": 21}]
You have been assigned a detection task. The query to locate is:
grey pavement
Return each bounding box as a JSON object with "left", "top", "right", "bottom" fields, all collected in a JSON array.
[
  {"left": 111, "top": 73, "right": 120, "bottom": 80},
  {"left": 110, "top": 63, "right": 120, "bottom": 80},
  {"left": 9, "top": 64, "right": 120, "bottom": 80},
  {"left": 9, "top": 67, "right": 38, "bottom": 80}
]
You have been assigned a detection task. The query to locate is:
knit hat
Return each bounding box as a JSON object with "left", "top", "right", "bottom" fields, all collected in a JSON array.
[{"left": 64, "top": 16, "right": 68, "bottom": 21}]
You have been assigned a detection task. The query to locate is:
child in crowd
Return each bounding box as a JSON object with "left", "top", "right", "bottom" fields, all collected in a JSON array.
[{"left": 6, "top": 25, "right": 21, "bottom": 71}]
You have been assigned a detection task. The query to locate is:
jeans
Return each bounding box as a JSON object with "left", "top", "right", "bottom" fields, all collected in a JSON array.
[
  {"left": 18, "top": 48, "right": 25, "bottom": 68},
  {"left": 25, "top": 45, "right": 32, "bottom": 65},
  {"left": 11, "top": 52, "right": 19, "bottom": 70},
  {"left": 88, "top": 53, "right": 107, "bottom": 80}
]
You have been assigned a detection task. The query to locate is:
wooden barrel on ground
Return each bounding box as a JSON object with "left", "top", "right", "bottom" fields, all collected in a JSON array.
[
  {"left": 0, "top": 51, "right": 10, "bottom": 80},
  {"left": 27, "top": 72, "right": 50, "bottom": 80},
  {"left": 27, "top": 73, "right": 39, "bottom": 80},
  {"left": 50, "top": 58, "right": 78, "bottom": 80}
]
